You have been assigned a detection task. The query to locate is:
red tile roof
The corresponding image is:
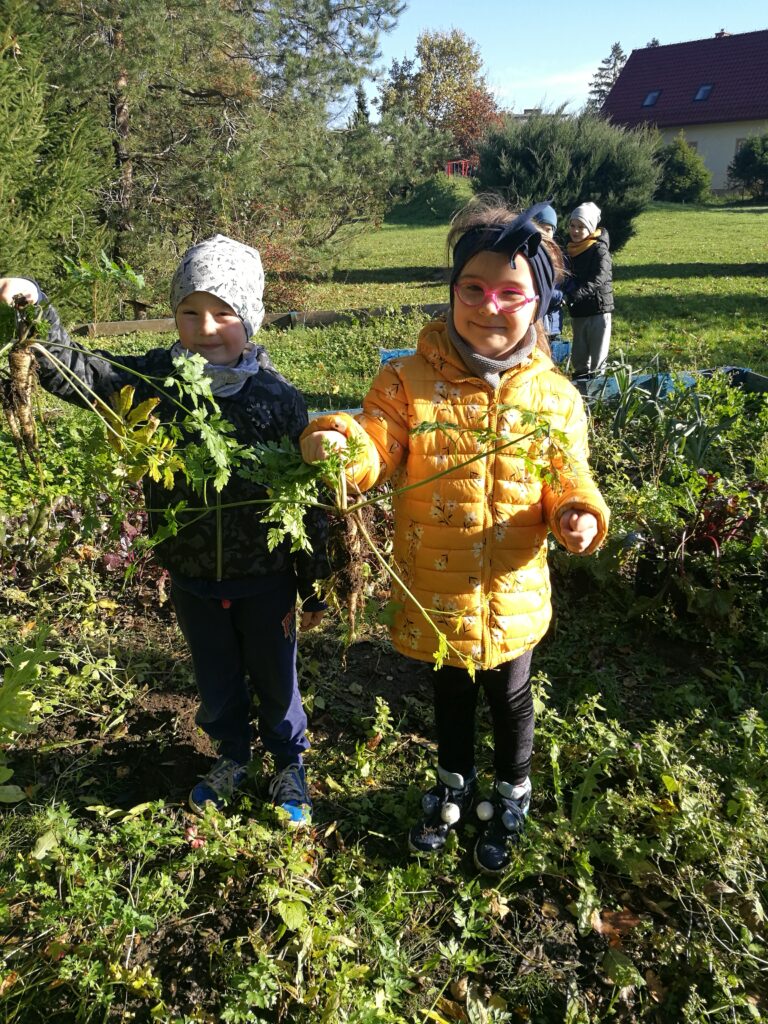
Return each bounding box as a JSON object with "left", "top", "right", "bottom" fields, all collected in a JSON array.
[{"left": 602, "top": 29, "right": 768, "bottom": 128}]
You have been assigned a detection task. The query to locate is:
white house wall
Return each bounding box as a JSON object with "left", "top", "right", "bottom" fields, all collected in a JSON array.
[{"left": 661, "top": 120, "right": 768, "bottom": 191}]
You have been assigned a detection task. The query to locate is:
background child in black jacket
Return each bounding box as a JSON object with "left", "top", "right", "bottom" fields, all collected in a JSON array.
[
  {"left": 565, "top": 202, "right": 614, "bottom": 376},
  {"left": 0, "top": 235, "right": 328, "bottom": 823}
]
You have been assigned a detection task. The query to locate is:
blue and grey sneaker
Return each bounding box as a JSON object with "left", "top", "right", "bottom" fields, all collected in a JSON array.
[
  {"left": 269, "top": 762, "right": 311, "bottom": 826},
  {"left": 408, "top": 765, "right": 478, "bottom": 854},
  {"left": 473, "top": 776, "right": 531, "bottom": 875},
  {"left": 189, "top": 756, "right": 248, "bottom": 815}
]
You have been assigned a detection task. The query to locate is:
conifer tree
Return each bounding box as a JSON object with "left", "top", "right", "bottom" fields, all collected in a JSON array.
[
  {"left": 586, "top": 42, "right": 627, "bottom": 113},
  {"left": 476, "top": 108, "right": 660, "bottom": 251},
  {"left": 0, "top": 0, "right": 110, "bottom": 297},
  {"left": 657, "top": 132, "right": 711, "bottom": 202},
  {"left": 34, "top": 0, "right": 404, "bottom": 308}
]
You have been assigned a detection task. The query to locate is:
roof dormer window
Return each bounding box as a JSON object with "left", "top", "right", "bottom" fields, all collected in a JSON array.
[
  {"left": 642, "top": 90, "right": 661, "bottom": 107},
  {"left": 693, "top": 84, "right": 714, "bottom": 101}
]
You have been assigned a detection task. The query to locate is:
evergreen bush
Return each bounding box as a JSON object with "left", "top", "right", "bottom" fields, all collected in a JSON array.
[
  {"left": 656, "top": 133, "right": 711, "bottom": 203},
  {"left": 728, "top": 132, "right": 768, "bottom": 199},
  {"left": 475, "top": 109, "right": 660, "bottom": 251}
]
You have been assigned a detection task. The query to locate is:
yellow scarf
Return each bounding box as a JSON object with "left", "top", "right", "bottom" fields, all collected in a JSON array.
[{"left": 567, "top": 229, "right": 601, "bottom": 258}]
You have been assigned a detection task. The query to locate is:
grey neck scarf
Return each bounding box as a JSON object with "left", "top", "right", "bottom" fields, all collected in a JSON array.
[
  {"left": 446, "top": 312, "right": 538, "bottom": 389},
  {"left": 170, "top": 340, "right": 268, "bottom": 398}
]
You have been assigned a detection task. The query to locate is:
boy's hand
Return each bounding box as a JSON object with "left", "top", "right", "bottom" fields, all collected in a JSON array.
[
  {"left": 0, "top": 278, "right": 38, "bottom": 305},
  {"left": 300, "top": 610, "right": 325, "bottom": 630},
  {"left": 300, "top": 429, "right": 347, "bottom": 464},
  {"left": 559, "top": 509, "right": 598, "bottom": 553}
]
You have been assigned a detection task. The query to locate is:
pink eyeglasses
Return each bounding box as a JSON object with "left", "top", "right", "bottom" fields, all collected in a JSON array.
[{"left": 453, "top": 279, "right": 538, "bottom": 314}]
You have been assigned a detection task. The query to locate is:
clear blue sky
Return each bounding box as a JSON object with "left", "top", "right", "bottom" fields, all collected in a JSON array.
[{"left": 366, "top": 1, "right": 767, "bottom": 112}]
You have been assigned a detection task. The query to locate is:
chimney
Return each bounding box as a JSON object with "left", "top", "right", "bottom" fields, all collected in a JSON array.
[{"left": 715, "top": 29, "right": 731, "bottom": 38}]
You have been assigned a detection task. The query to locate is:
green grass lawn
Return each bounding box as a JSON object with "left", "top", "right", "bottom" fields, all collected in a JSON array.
[
  {"left": 279, "top": 200, "right": 768, "bottom": 404},
  {"left": 98, "top": 201, "right": 768, "bottom": 410}
]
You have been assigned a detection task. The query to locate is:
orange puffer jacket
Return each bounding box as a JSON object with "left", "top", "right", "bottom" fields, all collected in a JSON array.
[{"left": 303, "top": 320, "right": 609, "bottom": 670}]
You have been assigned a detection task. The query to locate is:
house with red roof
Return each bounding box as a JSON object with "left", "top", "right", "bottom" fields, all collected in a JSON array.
[{"left": 601, "top": 29, "right": 768, "bottom": 190}]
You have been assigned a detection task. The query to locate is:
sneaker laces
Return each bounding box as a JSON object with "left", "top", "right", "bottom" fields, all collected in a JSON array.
[
  {"left": 269, "top": 763, "right": 307, "bottom": 806},
  {"left": 202, "top": 757, "right": 245, "bottom": 798}
]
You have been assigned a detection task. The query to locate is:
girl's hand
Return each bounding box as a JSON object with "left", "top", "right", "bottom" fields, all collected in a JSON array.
[
  {"left": 0, "top": 278, "right": 38, "bottom": 305},
  {"left": 559, "top": 509, "right": 598, "bottom": 553},
  {"left": 300, "top": 609, "right": 325, "bottom": 630},
  {"left": 300, "top": 429, "right": 347, "bottom": 464}
]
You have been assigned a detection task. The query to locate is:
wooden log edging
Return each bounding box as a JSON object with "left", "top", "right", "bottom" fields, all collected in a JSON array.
[{"left": 77, "top": 302, "right": 451, "bottom": 338}]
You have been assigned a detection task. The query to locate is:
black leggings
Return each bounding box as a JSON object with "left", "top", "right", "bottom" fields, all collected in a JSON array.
[{"left": 432, "top": 650, "right": 534, "bottom": 786}]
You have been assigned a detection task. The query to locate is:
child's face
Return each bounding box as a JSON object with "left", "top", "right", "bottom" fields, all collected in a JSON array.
[
  {"left": 569, "top": 219, "right": 590, "bottom": 243},
  {"left": 538, "top": 223, "right": 555, "bottom": 240},
  {"left": 175, "top": 291, "right": 248, "bottom": 366},
  {"left": 452, "top": 250, "right": 537, "bottom": 358}
]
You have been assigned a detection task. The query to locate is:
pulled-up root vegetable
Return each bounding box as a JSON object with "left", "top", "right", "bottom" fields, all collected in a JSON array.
[
  {"left": 1, "top": 296, "right": 41, "bottom": 470},
  {"left": 8, "top": 343, "right": 37, "bottom": 462}
]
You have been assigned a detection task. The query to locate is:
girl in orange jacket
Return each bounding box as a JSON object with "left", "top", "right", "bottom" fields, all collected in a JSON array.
[{"left": 301, "top": 196, "right": 609, "bottom": 874}]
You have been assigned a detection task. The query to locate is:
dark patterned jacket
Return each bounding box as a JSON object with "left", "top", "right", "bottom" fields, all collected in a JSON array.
[{"left": 35, "top": 303, "right": 329, "bottom": 602}]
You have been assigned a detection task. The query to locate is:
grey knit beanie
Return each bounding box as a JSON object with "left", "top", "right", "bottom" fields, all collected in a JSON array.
[{"left": 170, "top": 234, "right": 265, "bottom": 339}]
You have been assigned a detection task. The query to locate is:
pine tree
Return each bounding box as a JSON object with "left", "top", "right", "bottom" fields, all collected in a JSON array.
[
  {"left": 586, "top": 42, "right": 627, "bottom": 113},
  {"left": 350, "top": 84, "right": 371, "bottom": 128},
  {"left": 34, "top": 0, "right": 404, "bottom": 308},
  {"left": 0, "top": 0, "right": 110, "bottom": 303}
]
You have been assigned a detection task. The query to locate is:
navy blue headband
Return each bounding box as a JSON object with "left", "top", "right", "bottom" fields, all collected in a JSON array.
[{"left": 450, "top": 202, "right": 557, "bottom": 320}]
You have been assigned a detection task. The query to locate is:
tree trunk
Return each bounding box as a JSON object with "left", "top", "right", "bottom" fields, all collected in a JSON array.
[{"left": 108, "top": 26, "right": 132, "bottom": 256}]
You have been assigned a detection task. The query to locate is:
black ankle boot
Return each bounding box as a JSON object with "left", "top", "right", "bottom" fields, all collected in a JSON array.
[
  {"left": 408, "top": 766, "right": 477, "bottom": 854},
  {"left": 473, "top": 777, "right": 531, "bottom": 875}
]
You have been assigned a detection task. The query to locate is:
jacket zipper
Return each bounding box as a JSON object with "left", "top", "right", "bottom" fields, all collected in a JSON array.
[{"left": 482, "top": 389, "right": 500, "bottom": 665}]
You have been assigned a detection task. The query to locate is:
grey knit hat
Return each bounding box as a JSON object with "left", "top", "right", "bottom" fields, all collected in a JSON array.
[
  {"left": 569, "top": 202, "right": 601, "bottom": 234},
  {"left": 170, "top": 234, "right": 265, "bottom": 339}
]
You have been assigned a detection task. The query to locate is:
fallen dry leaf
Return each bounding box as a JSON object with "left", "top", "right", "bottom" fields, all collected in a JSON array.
[
  {"left": 592, "top": 908, "right": 644, "bottom": 948},
  {"left": 435, "top": 995, "right": 469, "bottom": 1022},
  {"left": 645, "top": 969, "right": 667, "bottom": 1003},
  {"left": 0, "top": 972, "right": 19, "bottom": 996},
  {"left": 489, "top": 894, "right": 510, "bottom": 920}
]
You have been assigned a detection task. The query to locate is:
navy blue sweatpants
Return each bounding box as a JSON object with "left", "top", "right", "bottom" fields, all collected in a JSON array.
[{"left": 171, "top": 576, "right": 309, "bottom": 767}]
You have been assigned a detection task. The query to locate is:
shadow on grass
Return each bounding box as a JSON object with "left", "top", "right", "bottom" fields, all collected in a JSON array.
[
  {"left": 615, "top": 291, "right": 766, "bottom": 321},
  {"left": 330, "top": 266, "right": 448, "bottom": 285},
  {"left": 616, "top": 262, "right": 767, "bottom": 281},
  {"left": 705, "top": 203, "right": 768, "bottom": 214}
]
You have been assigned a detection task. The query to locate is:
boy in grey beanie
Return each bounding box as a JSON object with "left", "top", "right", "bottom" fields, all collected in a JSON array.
[{"left": 0, "top": 236, "right": 328, "bottom": 824}]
